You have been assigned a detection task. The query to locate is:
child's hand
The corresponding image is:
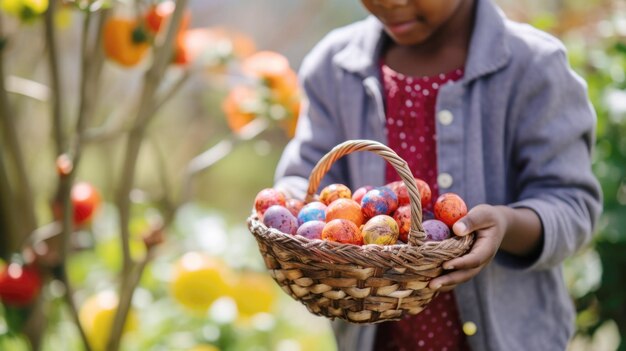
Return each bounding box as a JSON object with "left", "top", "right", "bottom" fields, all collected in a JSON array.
[{"left": 428, "top": 204, "right": 508, "bottom": 292}]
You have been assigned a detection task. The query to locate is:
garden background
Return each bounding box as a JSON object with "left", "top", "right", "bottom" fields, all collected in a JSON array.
[{"left": 0, "top": 0, "right": 624, "bottom": 350}]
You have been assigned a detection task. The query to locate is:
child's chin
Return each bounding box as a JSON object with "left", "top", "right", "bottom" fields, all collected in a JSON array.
[{"left": 385, "top": 30, "right": 433, "bottom": 47}]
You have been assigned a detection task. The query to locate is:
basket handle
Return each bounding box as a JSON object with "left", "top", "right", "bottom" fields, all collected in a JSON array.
[{"left": 305, "top": 140, "right": 426, "bottom": 246}]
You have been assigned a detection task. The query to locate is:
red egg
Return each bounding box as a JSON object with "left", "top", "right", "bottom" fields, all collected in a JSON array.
[
  {"left": 322, "top": 219, "right": 363, "bottom": 245},
  {"left": 392, "top": 205, "right": 411, "bottom": 243},
  {"left": 352, "top": 185, "right": 373, "bottom": 204},
  {"left": 326, "top": 198, "right": 364, "bottom": 227},
  {"left": 415, "top": 178, "right": 432, "bottom": 209},
  {"left": 386, "top": 181, "right": 409, "bottom": 206},
  {"left": 254, "top": 188, "right": 287, "bottom": 216},
  {"left": 319, "top": 184, "right": 352, "bottom": 205},
  {"left": 434, "top": 193, "right": 468, "bottom": 228}
]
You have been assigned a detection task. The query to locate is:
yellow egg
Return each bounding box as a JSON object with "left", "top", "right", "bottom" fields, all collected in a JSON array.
[{"left": 362, "top": 215, "right": 399, "bottom": 245}]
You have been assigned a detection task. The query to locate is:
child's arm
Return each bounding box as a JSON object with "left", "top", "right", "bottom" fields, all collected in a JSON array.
[
  {"left": 429, "top": 46, "right": 602, "bottom": 291},
  {"left": 429, "top": 205, "right": 542, "bottom": 290}
]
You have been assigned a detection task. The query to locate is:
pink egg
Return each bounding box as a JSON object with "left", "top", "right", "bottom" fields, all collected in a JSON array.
[
  {"left": 352, "top": 185, "right": 374, "bottom": 204},
  {"left": 254, "top": 188, "right": 286, "bottom": 216}
]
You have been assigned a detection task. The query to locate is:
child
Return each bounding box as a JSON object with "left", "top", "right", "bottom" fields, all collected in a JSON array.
[{"left": 273, "top": 0, "right": 602, "bottom": 350}]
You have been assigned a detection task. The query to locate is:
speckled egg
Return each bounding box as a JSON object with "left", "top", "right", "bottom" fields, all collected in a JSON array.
[
  {"left": 296, "top": 220, "right": 325, "bottom": 240},
  {"left": 322, "top": 219, "right": 363, "bottom": 245},
  {"left": 285, "top": 198, "right": 304, "bottom": 217},
  {"left": 392, "top": 205, "right": 411, "bottom": 243},
  {"left": 361, "top": 186, "right": 398, "bottom": 218},
  {"left": 352, "top": 185, "right": 374, "bottom": 204},
  {"left": 362, "top": 215, "right": 399, "bottom": 245},
  {"left": 434, "top": 193, "right": 468, "bottom": 228},
  {"left": 254, "top": 188, "right": 286, "bottom": 217},
  {"left": 297, "top": 201, "right": 327, "bottom": 225},
  {"left": 319, "top": 183, "right": 352, "bottom": 205},
  {"left": 386, "top": 181, "right": 409, "bottom": 206},
  {"left": 263, "top": 205, "right": 298, "bottom": 235},
  {"left": 415, "top": 178, "right": 432, "bottom": 208},
  {"left": 325, "top": 198, "right": 365, "bottom": 227},
  {"left": 423, "top": 219, "right": 451, "bottom": 241}
]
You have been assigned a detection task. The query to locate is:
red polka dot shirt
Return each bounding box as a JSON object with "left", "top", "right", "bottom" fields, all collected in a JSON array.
[{"left": 374, "top": 63, "right": 471, "bottom": 351}]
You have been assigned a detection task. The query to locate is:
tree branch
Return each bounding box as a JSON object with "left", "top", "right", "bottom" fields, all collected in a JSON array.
[{"left": 109, "top": 1, "right": 189, "bottom": 350}]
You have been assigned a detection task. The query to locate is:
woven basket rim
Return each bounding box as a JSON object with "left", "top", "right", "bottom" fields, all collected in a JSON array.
[{"left": 248, "top": 212, "right": 474, "bottom": 266}]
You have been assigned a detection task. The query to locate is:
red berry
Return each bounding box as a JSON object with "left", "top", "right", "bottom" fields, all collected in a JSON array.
[
  {"left": 72, "top": 182, "right": 101, "bottom": 226},
  {"left": 0, "top": 263, "right": 42, "bottom": 307}
]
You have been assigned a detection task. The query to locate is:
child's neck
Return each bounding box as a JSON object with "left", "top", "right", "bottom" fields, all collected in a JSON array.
[{"left": 383, "top": 0, "right": 476, "bottom": 78}]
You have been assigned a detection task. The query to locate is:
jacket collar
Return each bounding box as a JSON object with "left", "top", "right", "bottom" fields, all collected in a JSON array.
[{"left": 333, "top": 0, "right": 511, "bottom": 84}]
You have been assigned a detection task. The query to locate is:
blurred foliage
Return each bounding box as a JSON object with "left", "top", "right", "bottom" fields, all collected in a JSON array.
[{"left": 520, "top": 0, "right": 626, "bottom": 349}]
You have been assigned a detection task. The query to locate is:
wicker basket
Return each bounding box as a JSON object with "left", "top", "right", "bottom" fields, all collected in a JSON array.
[{"left": 247, "top": 140, "right": 474, "bottom": 324}]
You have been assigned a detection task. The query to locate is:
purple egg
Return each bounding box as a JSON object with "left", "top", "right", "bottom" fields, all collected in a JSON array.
[
  {"left": 263, "top": 205, "right": 298, "bottom": 235},
  {"left": 296, "top": 220, "right": 325, "bottom": 240},
  {"left": 297, "top": 201, "right": 327, "bottom": 225},
  {"left": 423, "top": 219, "right": 451, "bottom": 241}
]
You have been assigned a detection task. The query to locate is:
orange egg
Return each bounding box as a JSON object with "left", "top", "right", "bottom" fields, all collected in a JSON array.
[
  {"left": 325, "top": 198, "right": 364, "bottom": 227},
  {"left": 322, "top": 219, "right": 362, "bottom": 245}
]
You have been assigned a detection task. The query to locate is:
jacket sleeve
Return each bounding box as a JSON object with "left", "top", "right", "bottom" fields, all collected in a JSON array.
[
  {"left": 496, "top": 48, "right": 603, "bottom": 271},
  {"left": 273, "top": 45, "right": 349, "bottom": 200}
]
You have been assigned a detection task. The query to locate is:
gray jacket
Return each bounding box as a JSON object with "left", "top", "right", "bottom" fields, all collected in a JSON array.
[{"left": 273, "top": 0, "right": 603, "bottom": 350}]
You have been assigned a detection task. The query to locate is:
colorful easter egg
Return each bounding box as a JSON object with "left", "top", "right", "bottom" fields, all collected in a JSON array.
[
  {"left": 352, "top": 185, "right": 373, "bottom": 204},
  {"left": 392, "top": 205, "right": 411, "bottom": 243},
  {"left": 325, "top": 198, "right": 364, "bottom": 227},
  {"left": 415, "top": 178, "right": 432, "bottom": 209},
  {"left": 285, "top": 198, "right": 304, "bottom": 217},
  {"left": 322, "top": 219, "right": 362, "bottom": 245},
  {"left": 386, "top": 181, "right": 409, "bottom": 206},
  {"left": 434, "top": 193, "right": 468, "bottom": 228},
  {"left": 263, "top": 205, "right": 298, "bottom": 235},
  {"left": 319, "top": 183, "right": 352, "bottom": 205},
  {"left": 361, "top": 186, "right": 398, "bottom": 218},
  {"left": 423, "top": 219, "right": 451, "bottom": 241},
  {"left": 362, "top": 215, "right": 399, "bottom": 245},
  {"left": 297, "top": 201, "right": 327, "bottom": 225},
  {"left": 296, "top": 220, "right": 325, "bottom": 240},
  {"left": 254, "top": 188, "right": 286, "bottom": 216}
]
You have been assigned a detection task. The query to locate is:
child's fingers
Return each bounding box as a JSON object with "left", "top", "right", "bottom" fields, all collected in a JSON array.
[
  {"left": 429, "top": 266, "right": 481, "bottom": 289},
  {"left": 452, "top": 204, "right": 494, "bottom": 236},
  {"left": 442, "top": 234, "right": 496, "bottom": 270}
]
